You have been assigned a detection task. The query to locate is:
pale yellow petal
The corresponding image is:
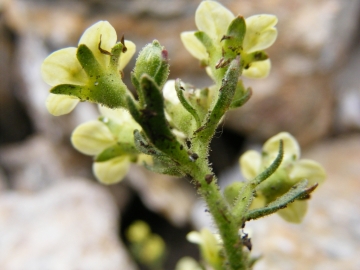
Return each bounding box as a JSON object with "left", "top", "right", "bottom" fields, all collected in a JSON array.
[
  {"left": 99, "top": 105, "right": 133, "bottom": 124},
  {"left": 45, "top": 94, "right": 79, "bottom": 116},
  {"left": 263, "top": 132, "right": 300, "bottom": 165},
  {"left": 277, "top": 200, "right": 308, "bottom": 223},
  {"left": 78, "top": 21, "right": 117, "bottom": 68},
  {"left": 243, "top": 15, "right": 278, "bottom": 53},
  {"left": 118, "top": 40, "right": 136, "bottom": 71},
  {"left": 41, "top": 47, "right": 87, "bottom": 86},
  {"left": 71, "top": 120, "right": 116, "bottom": 155},
  {"left": 243, "top": 59, "right": 271, "bottom": 79},
  {"left": 163, "top": 80, "right": 179, "bottom": 104},
  {"left": 180, "top": 31, "right": 208, "bottom": 61},
  {"left": 239, "top": 150, "right": 262, "bottom": 180},
  {"left": 199, "top": 229, "right": 222, "bottom": 268},
  {"left": 290, "top": 159, "right": 326, "bottom": 186},
  {"left": 195, "top": 1, "right": 235, "bottom": 40},
  {"left": 186, "top": 231, "right": 202, "bottom": 244},
  {"left": 175, "top": 257, "right": 202, "bottom": 270},
  {"left": 93, "top": 156, "right": 130, "bottom": 184}
]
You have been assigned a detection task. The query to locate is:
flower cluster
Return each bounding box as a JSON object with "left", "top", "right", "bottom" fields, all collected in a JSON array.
[
  {"left": 240, "top": 132, "right": 326, "bottom": 223},
  {"left": 181, "top": 0, "right": 277, "bottom": 80},
  {"left": 41, "top": 21, "right": 136, "bottom": 116},
  {"left": 71, "top": 105, "right": 150, "bottom": 184}
]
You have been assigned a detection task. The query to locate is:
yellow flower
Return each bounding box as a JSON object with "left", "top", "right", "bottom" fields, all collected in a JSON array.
[
  {"left": 181, "top": 1, "right": 277, "bottom": 79},
  {"left": 187, "top": 228, "right": 223, "bottom": 268},
  {"left": 42, "top": 21, "right": 136, "bottom": 116},
  {"left": 71, "top": 105, "right": 145, "bottom": 184},
  {"left": 240, "top": 132, "right": 326, "bottom": 223}
]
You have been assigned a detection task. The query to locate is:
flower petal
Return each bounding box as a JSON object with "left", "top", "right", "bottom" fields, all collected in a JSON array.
[
  {"left": 45, "top": 94, "right": 79, "bottom": 116},
  {"left": 240, "top": 150, "right": 262, "bottom": 180},
  {"left": 277, "top": 200, "right": 308, "bottom": 223},
  {"left": 163, "top": 80, "right": 179, "bottom": 104},
  {"left": 78, "top": 21, "right": 117, "bottom": 68},
  {"left": 195, "top": 1, "right": 234, "bottom": 40},
  {"left": 175, "top": 257, "right": 202, "bottom": 270},
  {"left": 93, "top": 156, "right": 130, "bottom": 184},
  {"left": 180, "top": 31, "right": 208, "bottom": 61},
  {"left": 99, "top": 105, "right": 135, "bottom": 124},
  {"left": 243, "top": 59, "right": 271, "bottom": 79},
  {"left": 290, "top": 159, "right": 326, "bottom": 186},
  {"left": 243, "top": 15, "right": 278, "bottom": 53},
  {"left": 71, "top": 120, "right": 116, "bottom": 155},
  {"left": 186, "top": 231, "right": 202, "bottom": 244},
  {"left": 41, "top": 47, "right": 87, "bottom": 86},
  {"left": 263, "top": 132, "right": 300, "bottom": 165},
  {"left": 119, "top": 40, "right": 136, "bottom": 71}
]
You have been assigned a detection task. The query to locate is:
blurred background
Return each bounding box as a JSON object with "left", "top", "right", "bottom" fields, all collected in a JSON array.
[{"left": 0, "top": 0, "right": 360, "bottom": 269}]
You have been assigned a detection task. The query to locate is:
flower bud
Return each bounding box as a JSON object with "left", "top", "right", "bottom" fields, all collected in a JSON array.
[{"left": 132, "top": 40, "right": 169, "bottom": 93}]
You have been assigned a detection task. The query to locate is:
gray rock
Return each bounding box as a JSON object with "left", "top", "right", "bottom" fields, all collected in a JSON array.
[{"left": 0, "top": 178, "right": 137, "bottom": 270}]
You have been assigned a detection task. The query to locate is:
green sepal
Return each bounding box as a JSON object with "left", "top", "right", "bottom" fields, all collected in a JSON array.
[
  {"left": 175, "top": 79, "right": 201, "bottom": 128},
  {"left": 232, "top": 140, "right": 283, "bottom": 223},
  {"left": 109, "top": 42, "right": 125, "bottom": 72},
  {"left": 51, "top": 75, "right": 128, "bottom": 109},
  {"left": 94, "top": 143, "right": 138, "bottom": 162},
  {"left": 223, "top": 182, "right": 244, "bottom": 206},
  {"left": 194, "top": 31, "right": 215, "bottom": 56},
  {"left": 230, "top": 81, "right": 252, "bottom": 109},
  {"left": 132, "top": 40, "right": 169, "bottom": 105},
  {"left": 244, "top": 179, "right": 318, "bottom": 221},
  {"left": 50, "top": 84, "right": 87, "bottom": 100},
  {"left": 76, "top": 44, "right": 102, "bottom": 77},
  {"left": 194, "top": 57, "right": 240, "bottom": 142},
  {"left": 245, "top": 51, "right": 268, "bottom": 63},
  {"left": 223, "top": 16, "right": 246, "bottom": 59}
]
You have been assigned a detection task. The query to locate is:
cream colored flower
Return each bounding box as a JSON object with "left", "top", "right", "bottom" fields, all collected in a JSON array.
[
  {"left": 71, "top": 105, "right": 143, "bottom": 184},
  {"left": 42, "top": 21, "right": 136, "bottom": 116},
  {"left": 240, "top": 132, "right": 326, "bottom": 223},
  {"left": 181, "top": 1, "right": 277, "bottom": 79},
  {"left": 187, "top": 228, "right": 223, "bottom": 268}
]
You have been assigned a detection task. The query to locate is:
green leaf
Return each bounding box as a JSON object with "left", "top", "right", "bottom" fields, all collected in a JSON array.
[
  {"left": 253, "top": 140, "right": 283, "bottom": 185},
  {"left": 128, "top": 76, "right": 189, "bottom": 164},
  {"left": 194, "top": 57, "right": 240, "bottom": 142},
  {"left": 232, "top": 140, "right": 283, "bottom": 223},
  {"left": 244, "top": 179, "right": 318, "bottom": 221},
  {"left": 230, "top": 80, "right": 252, "bottom": 109},
  {"left": 95, "top": 143, "right": 138, "bottom": 162},
  {"left": 175, "top": 79, "right": 201, "bottom": 127}
]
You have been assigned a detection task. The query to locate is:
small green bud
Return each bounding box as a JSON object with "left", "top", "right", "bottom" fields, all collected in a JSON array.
[{"left": 132, "top": 40, "right": 169, "bottom": 95}]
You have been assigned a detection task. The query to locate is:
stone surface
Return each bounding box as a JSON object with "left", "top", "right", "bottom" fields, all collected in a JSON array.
[
  {"left": 0, "top": 135, "right": 92, "bottom": 191},
  {"left": 0, "top": 178, "right": 137, "bottom": 270}
]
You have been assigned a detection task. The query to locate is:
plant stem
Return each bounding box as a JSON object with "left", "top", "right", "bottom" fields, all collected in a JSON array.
[{"left": 187, "top": 141, "right": 248, "bottom": 270}]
